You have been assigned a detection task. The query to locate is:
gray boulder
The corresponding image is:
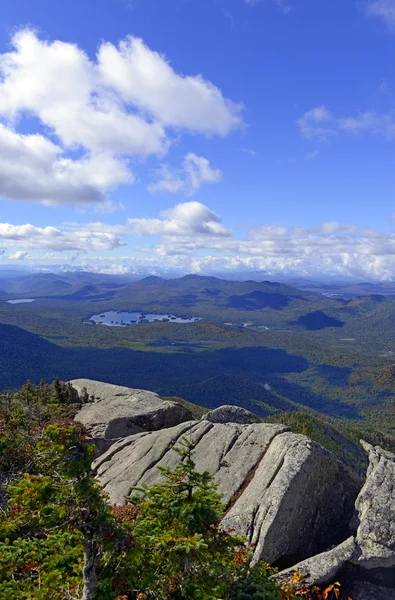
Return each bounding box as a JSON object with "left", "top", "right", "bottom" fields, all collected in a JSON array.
[
  {"left": 71, "top": 379, "right": 194, "bottom": 439},
  {"left": 93, "top": 420, "right": 287, "bottom": 506},
  {"left": 93, "top": 421, "right": 359, "bottom": 566},
  {"left": 222, "top": 431, "right": 359, "bottom": 565},
  {"left": 352, "top": 440, "right": 395, "bottom": 569},
  {"left": 203, "top": 405, "right": 260, "bottom": 424},
  {"left": 273, "top": 537, "right": 356, "bottom": 587},
  {"left": 275, "top": 439, "right": 395, "bottom": 591}
]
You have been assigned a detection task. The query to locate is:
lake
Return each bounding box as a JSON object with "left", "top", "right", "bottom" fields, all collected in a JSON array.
[
  {"left": 6, "top": 299, "right": 35, "bottom": 304},
  {"left": 87, "top": 311, "right": 201, "bottom": 327}
]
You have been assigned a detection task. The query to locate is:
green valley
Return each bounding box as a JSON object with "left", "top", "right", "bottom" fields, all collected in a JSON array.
[{"left": 0, "top": 273, "right": 394, "bottom": 440}]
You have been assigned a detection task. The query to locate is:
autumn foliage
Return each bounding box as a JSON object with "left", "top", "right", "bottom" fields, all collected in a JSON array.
[
  {"left": 280, "top": 570, "right": 349, "bottom": 599},
  {"left": 0, "top": 381, "right": 352, "bottom": 599}
]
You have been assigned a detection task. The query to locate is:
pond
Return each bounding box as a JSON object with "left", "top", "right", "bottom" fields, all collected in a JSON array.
[
  {"left": 6, "top": 299, "right": 35, "bottom": 304},
  {"left": 87, "top": 311, "right": 201, "bottom": 327}
]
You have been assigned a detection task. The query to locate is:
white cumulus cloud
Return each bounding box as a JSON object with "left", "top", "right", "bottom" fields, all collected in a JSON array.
[
  {"left": 128, "top": 201, "right": 231, "bottom": 237},
  {"left": 97, "top": 37, "right": 243, "bottom": 136},
  {"left": 0, "top": 29, "right": 241, "bottom": 207},
  {"left": 0, "top": 222, "right": 126, "bottom": 253},
  {"left": 0, "top": 29, "right": 167, "bottom": 156},
  {"left": 148, "top": 153, "right": 223, "bottom": 195},
  {"left": 129, "top": 205, "right": 395, "bottom": 280},
  {"left": 8, "top": 251, "right": 30, "bottom": 260},
  {"left": 0, "top": 124, "right": 132, "bottom": 205},
  {"left": 5, "top": 201, "right": 395, "bottom": 281}
]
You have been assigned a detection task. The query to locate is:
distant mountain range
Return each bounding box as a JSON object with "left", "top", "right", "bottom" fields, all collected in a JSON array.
[
  {"left": 2, "top": 272, "right": 395, "bottom": 338},
  {"left": 2, "top": 267, "right": 395, "bottom": 297},
  {"left": 1, "top": 272, "right": 395, "bottom": 440}
]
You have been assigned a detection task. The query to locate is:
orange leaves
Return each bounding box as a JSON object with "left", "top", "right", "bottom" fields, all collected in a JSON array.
[
  {"left": 311, "top": 582, "right": 341, "bottom": 600},
  {"left": 281, "top": 570, "right": 345, "bottom": 600},
  {"left": 234, "top": 549, "right": 246, "bottom": 565},
  {"left": 322, "top": 583, "right": 341, "bottom": 599},
  {"left": 292, "top": 570, "right": 304, "bottom": 585}
]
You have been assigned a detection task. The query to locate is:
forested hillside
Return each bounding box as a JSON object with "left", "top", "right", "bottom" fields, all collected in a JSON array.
[{"left": 1, "top": 274, "right": 395, "bottom": 439}]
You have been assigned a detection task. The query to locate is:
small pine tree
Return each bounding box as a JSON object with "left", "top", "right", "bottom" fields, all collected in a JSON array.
[
  {"left": 0, "top": 425, "right": 116, "bottom": 600},
  {"left": 81, "top": 386, "right": 90, "bottom": 404},
  {"left": 109, "top": 438, "right": 281, "bottom": 599},
  {"left": 20, "top": 380, "right": 35, "bottom": 406},
  {"left": 0, "top": 408, "right": 282, "bottom": 600},
  {"left": 53, "top": 377, "right": 64, "bottom": 403}
]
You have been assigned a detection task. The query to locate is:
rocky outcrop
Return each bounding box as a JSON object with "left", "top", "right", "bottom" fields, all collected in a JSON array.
[
  {"left": 351, "top": 440, "right": 395, "bottom": 569},
  {"left": 273, "top": 537, "right": 356, "bottom": 587},
  {"left": 70, "top": 379, "right": 395, "bottom": 597},
  {"left": 222, "top": 432, "right": 358, "bottom": 566},
  {"left": 93, "top": 421, "right": 287, "bottom": 506},
  {"left": 275, "top": 440, "right": 395, "bottom": 597},
  {"left": 202, "top": 405, "right": 261, "bottom": 424},
  {"left": 71, "top": 379, "right": 193, "bottom": 439},
  {"left": 93, "top": 420, "right": 359, "bottom": 566}
]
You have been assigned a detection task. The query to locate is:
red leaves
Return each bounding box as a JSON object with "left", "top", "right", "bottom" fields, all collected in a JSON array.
[
  {"left": 8, "top": 504, "right": 22, "bottom": 520},
  {"left": 103, "top": 529, "right": 115, "bottom": 539},
  {"left": 20, "top": 561, "right": 40, "bottom": 574}
]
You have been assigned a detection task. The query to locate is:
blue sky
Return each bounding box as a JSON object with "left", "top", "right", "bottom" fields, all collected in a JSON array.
[{"left": 0, "top": 0, "right": 394, "bottom": 279}]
